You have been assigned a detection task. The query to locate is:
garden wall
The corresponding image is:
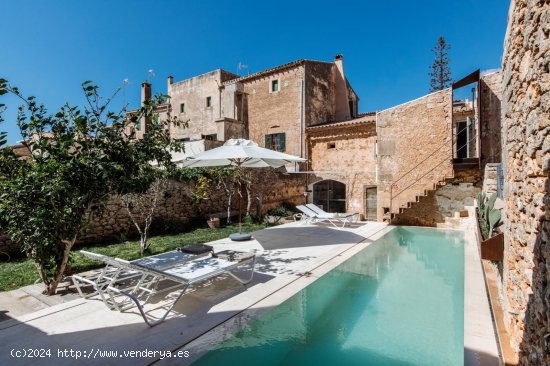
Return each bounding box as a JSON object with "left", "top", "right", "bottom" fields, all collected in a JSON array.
[{"left": 0, "top": 169, "right": 305, "bottom": 254}]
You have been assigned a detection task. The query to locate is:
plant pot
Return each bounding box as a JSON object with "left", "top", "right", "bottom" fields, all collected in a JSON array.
[
  {"left": 265, "top": 215, "right": 282, "bottom": 224},
  {"left": 207, "top": 218, "right": 220, "bottom": 229},
  {"left": 475, "top": 209, "right": 504, "bottom": 261},
  {"left": 480, "top": 232, "right": 504, "bottom": 261}
]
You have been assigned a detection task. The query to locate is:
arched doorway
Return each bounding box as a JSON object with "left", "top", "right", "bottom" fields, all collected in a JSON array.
[{"left": 312, "top": 180, "right": 346, "bottom": 213}]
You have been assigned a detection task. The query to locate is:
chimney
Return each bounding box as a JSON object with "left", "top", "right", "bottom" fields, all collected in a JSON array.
[
  {"left": 141, "top": 81, "right": 152, "bottom": 105},
  {"left": 140, "top": 81, "right": 152, "bottom": 133},
  {"left": 167, "top": 76, "right": 173, "bottom": 92},
  {"left": 334, "top": 54, "right": 351, "bottom": 121}
]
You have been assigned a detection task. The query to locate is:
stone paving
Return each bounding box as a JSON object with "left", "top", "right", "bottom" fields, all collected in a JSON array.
[{"left": 0, "top": 221, "right": 387, "bottom": 365}]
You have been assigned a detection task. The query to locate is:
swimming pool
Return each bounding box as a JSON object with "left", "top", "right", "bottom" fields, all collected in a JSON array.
[{"left": 192, "top": 227, "right": 465, "bottom": 366}]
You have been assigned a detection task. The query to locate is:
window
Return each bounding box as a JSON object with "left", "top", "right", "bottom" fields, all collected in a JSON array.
[
  {"left": 206, "top": 96, "right": 212, "bottom": 108},
  {"left": 202, "top": 134, "right": 217, "bottom": 141},
  {"left": 271, "top": 79, "right": 279, "bottom": 92},
  {"left": 327, "top": 142, "right": 336, "bottom": 149},
  {"left": 134, "top": 121, "right": 141, "bottom": 131},
  {"left": 265, "top": 132, "right": 286, "bottom": 152},
  {"left": 349, "top": 100, "right": 355, "bottom": 118},
  {"left": 180, "top": 103, "right": 185, "bottom": 113}
]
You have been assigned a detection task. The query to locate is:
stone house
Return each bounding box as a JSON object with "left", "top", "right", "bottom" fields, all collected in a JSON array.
[
  {"left": 135, "top": 55, "right": 359, "bottom": 158},
  {"left": 129, "top": 54, "right": 504, "bottom": 223}
]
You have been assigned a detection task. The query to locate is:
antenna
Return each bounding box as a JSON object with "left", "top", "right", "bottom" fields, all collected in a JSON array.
[
  {"left": 237, "top": 62, "right": 248, "bottom": 76},
  {"left": 122, "top": 78, "right": 131, "bottom": 106}
]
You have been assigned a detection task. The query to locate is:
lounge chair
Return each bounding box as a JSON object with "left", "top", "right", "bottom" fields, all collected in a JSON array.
[
  {"left": 73, "top": 249, "right": 255, "bottom": 327},
  {"left": 306, "top": 203, "right": 359, "bottom": 224},
  {"left": 71, "top": 251, "right": 142, "bottom": 307},
  {"left": 296, "top": 205, "right": 356, "bottom": 228}
]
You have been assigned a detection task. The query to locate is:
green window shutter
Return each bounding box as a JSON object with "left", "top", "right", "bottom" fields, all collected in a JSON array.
[
  {"left": 265, "top": 134, "right": 271, "bottom": 149},
  {"left": 279, "top": 133, "right": 286, "bottom": 152}
]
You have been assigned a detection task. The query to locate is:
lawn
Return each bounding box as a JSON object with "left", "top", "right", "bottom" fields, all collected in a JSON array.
[{"left": 0, "top": 223, "right": 267, "bottom": 292}]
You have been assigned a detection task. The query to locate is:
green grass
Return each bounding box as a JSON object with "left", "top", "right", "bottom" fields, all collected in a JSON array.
[{"left": 0, "top": 223, "right": 267, "bottom": 292}]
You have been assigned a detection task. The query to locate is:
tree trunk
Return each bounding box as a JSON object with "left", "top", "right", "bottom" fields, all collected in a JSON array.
[
  {"left": 246, "top": 185, "right": 252, "bottom": 217},
  {"left": 227, "top": 193, "right": 232, "bottom": 224},
  {"left": 45, "top": 235, "right": 77, "bottom": 295}
]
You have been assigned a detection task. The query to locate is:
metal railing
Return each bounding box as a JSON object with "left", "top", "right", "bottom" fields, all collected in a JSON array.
[{"left": 388, "top": 123, "right": 475, "bottom": 215}]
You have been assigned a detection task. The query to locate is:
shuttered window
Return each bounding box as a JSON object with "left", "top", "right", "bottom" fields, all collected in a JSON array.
[{"left": 265, "top": 132, "right": 286, "bottom": 152}]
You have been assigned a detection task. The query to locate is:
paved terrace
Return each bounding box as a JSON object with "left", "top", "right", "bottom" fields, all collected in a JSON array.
[{"left": 0, "top": 221, "right": 389, "bottom": 366}]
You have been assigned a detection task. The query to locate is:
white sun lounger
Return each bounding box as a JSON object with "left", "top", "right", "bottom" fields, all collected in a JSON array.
[
  {"left": 306, "top": 204, "right": 359, "bottom": 225},
  {"left": 71, "top": 250, "right": 207, "bottom": 307},
  {"left": 73, "top": 250, "right": 255, "bottom": 327},
  {"left": 296, "top": 205, "right": 357, "bottom": 228}
]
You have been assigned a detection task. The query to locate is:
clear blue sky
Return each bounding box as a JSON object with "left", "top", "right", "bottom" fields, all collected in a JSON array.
[{"left": 1, "top": 0, "right": 510, "bottom": 144}]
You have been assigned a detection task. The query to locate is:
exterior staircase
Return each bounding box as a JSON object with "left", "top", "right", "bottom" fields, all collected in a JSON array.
[{"left": 384, "top": 174, "right": 454, "bottom": 223}]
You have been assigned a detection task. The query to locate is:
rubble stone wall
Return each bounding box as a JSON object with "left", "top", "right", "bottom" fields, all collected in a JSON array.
[
  {"left": 500, "top": 0, "right": 550, "bottom": 363},
  {"left": 0, "top": 170, "right": 305, "bottom": 254}
]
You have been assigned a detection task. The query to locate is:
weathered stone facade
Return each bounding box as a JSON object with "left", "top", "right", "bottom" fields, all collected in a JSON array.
[
  {"left": 482, "top": 163, "right": 502, "bottom": 197},
  {"left": 500, "top": 0, "right": 550, "bottom": 363},
  {"left": 167, "top": 69, "right": 240, "bottom": 141},
  {"left": 376, "top": 89, "right": 454, "bottom": 221},
  {"left": 244, "top": 65, "right": 305, "bottom": 158},
  {"left": 306, "top": 116, "right": 377, "bottom": 218},
  {"left": 480, "top": 71, "right": 504, "bottom": 166}
]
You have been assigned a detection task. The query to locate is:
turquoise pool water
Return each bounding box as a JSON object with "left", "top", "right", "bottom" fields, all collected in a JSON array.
[{"left": 193, "top": 227, "right": 464, "bottom": 366}]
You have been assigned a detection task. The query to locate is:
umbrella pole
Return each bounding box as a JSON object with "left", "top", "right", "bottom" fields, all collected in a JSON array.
[{"left": 238, "top": 163, "right": 242, "bottom": 234}]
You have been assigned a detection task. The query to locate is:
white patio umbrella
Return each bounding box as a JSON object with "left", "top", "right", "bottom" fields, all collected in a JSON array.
[{"left": 177, "top": 139, "right": 305, "bottom": 240}]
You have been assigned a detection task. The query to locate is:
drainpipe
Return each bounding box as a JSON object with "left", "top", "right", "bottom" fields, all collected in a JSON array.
[
  {"left": 300, "top": 65, "right": 306, "bottom": 203},
  {"left": 300, "top": 78, "right": 304, "bottom": 158}
]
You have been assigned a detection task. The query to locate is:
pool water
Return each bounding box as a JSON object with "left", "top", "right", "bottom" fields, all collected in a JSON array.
[{"left": 192, "top": 227, "right": 464, "bottom": 366}]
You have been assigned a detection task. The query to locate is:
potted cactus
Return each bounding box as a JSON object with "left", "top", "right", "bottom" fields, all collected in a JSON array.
[{"left": 476, "top": 192, "right": 504, "bottom": 261}]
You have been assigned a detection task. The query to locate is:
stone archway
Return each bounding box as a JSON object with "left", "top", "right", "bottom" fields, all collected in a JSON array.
[{"left": 312, "top": 180, "right": 346, "bottom": 213}]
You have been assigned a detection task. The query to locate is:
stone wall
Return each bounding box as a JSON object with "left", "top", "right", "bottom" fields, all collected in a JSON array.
[
  {"left": 245, "top": 65, "right": 305, "bottom": 157},
  {"left": 0, "top": 169, "right": 305, "bottom": 254},
  {"left": 393, "top": 168, "right": 482, "bottom": 226},
  {"left": 480, "top": 71, "right": 503, "bottom": 166},
  {"left": 168, "top": 70, "right": 238, "bottom": 141},
  {"left": 306, "top": 118, "right": 377, "bottom": 218},
  {"left": 482, "top": 163, "right": 502, "bottom": 197},
  {"left": 376, "top": 89, "right": 454, "bottom": 220},
  {"left": 305, "top": 61, "right": 336, "bottom": 126},
  {"left": 500, "top": 0, "right": 550, "bottom": 363}
]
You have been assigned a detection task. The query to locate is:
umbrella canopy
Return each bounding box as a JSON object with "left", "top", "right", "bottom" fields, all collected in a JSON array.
[
  {"left": 177, "top": 139, "right": 305, "bottom": 168},
  {"left": 177, "top": 139, "right": 305, "bottom": 239}
]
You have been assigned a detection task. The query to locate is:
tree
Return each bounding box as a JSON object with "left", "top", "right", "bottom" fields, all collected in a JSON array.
[
  {"left": 429, "top": 36, "right": 452, "bottom": 92},
  {"left": 120, "top": 176, "right": 168, "bottom": 255},
  {"left": 0, "top": 78, "right": 185, "bottom": 295},
  {"left": 209, "top": 167, "right": 237, "bottom": 224}
]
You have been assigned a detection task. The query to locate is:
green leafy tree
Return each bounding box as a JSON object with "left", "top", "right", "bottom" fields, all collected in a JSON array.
[
  {"left": 429, "top": 36, "right": 452, "bottom": 92},
  {"left": 0, "top": 78, "right": 184, "bottom": 295}
]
